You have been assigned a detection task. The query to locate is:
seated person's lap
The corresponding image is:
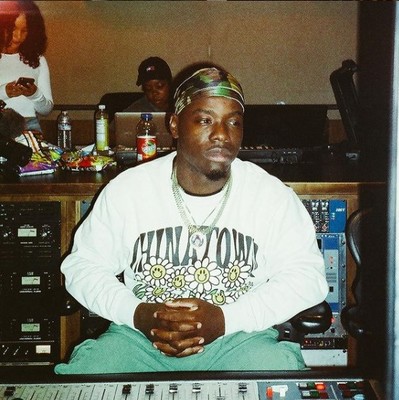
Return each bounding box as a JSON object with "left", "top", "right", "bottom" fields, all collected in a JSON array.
[{"left": 54, "top": 323, "right": 305, "bottom": 374}]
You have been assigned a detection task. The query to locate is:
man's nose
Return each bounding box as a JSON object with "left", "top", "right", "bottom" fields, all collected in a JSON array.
[
  {"left": 149, "top": 87, "right": 161, "bottom": 96},
  {"left": 210, "top": 122, "right": 229, "bottom": 142}
]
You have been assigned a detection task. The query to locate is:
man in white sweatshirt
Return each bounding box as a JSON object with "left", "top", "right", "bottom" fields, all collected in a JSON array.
[{"left": 55, "top": 65, "right": 328, "bottom": 374}]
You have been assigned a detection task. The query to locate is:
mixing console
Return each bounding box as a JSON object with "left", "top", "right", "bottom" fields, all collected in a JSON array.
[{"left": 0, "top": 378, "right": 376, "bottom": 399}]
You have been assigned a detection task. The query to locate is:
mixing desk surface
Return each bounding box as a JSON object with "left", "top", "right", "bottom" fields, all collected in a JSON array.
[{"left": 0, "top": 377, "right": 378, "bottom": 400}]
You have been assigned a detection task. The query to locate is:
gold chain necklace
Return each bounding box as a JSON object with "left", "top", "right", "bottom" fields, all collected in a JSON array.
[{"left": 171, "top": 165, "right": 232, "bottom": 249}]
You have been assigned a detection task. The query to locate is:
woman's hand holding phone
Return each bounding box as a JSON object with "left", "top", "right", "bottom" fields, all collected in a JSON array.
[
  {"left": 6, "top": 77, "right": 37, "bottom": 98},
  {"left": 16, "top": 77, "right": 35, "bottom": 88}
]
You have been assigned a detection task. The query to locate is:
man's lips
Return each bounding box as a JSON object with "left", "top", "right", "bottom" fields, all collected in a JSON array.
[{"left": 205, "top": 146, "right": 234, "bottom": 162}]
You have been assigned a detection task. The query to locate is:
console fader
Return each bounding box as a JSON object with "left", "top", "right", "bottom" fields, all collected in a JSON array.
[{"left": 0, "top": 379, "right": 376, "bottom": 400}]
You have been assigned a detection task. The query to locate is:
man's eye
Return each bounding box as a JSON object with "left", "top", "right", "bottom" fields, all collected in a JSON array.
[
  {"left": 198, "top": 117, "right": 212, "bottom": 125},
  {"left": 228, "top": 118, "right": 242, "bottom": 127}
]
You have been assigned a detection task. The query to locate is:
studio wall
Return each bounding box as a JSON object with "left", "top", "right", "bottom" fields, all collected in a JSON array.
[{"left": 36, "top": 1, "right": 358, "bottom": 113}]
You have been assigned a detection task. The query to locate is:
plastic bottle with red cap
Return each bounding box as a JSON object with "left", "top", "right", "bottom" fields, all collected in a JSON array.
[{"left": 136, "top": 113, "right": 157, "bottom": 163}]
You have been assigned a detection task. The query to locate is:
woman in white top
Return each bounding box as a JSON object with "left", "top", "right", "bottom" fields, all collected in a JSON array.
[{"left": 0, "top": 0, "right": 53, "bottom": 132}]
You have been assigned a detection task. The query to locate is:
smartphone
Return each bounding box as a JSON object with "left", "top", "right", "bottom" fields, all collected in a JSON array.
[{"left": 16, "top": 77, "right": 35, "bottom": 88}]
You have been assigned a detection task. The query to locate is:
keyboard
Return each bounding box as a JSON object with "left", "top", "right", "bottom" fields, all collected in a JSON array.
[
  {"left": 115, "top": 146, "right": 303, "bottom": 165},
  {"left": 238, "top": 146, "right": 303, "bottom": 164}
]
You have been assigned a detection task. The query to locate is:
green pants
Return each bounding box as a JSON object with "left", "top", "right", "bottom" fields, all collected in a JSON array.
[{"left": 54, "top": 323, "right": 305, "bottom": 374}]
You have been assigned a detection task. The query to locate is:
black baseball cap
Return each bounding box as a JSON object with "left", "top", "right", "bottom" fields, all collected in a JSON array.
[{"left": 136, "top": 57, "right": 172, "bottom": 86}]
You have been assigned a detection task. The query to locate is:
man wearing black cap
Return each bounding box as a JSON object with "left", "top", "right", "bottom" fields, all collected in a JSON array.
[{"left": 124, "top": 56, "right": 173, "bottom": 112}]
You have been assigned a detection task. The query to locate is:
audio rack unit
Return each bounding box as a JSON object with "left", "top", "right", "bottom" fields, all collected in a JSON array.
[
  {"left": 0, "top": 202, "right": 61, "bottom": 296},
  {"left": 0, "top": 202, "right": 62, "bottom": 365},
  {"left": 302, "top": 199, "right": 347, "bottom": 233},
  {"left": 301, "top": 199, "right": 348, "bottom": 366},
  {"left": 302, "top": 232, "right": 347, "bottom": 366}
]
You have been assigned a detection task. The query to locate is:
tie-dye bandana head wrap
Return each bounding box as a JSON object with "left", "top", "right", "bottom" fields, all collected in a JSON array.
[{"left": 174, "top": 67, "right": 245, "bottom": 115}]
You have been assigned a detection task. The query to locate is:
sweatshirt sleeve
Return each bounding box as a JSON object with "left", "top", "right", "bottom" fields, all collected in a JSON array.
[
  {"left": 221, "top": 189, "right": 329, "bottom": 335},
  {"left": 0, "top": 84, "right": 7, "bottom": 101},
  {"left": 28, "top": 56, "right": 53, "bottom": 116},
  {"left": 60, "top": 184, "right": 140, "bottom": 329}
]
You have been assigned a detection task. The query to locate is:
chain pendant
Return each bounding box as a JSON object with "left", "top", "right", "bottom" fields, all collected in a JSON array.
[
  {"left": 172, "top": 164, "right": 232, "bottom": 251},
  {"left": 189, "top": 231, "right": 206, "bottom": 249}
]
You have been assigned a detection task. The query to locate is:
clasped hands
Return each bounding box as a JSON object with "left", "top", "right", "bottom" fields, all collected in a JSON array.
[{"left": 134, "top": 298, "right": 225, "bottom": 358}]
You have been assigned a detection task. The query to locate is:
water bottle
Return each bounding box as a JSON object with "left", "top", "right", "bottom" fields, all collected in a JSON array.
[
  {"left": 95, "top": 104, "right": 109, "bottom": 152},
  {"left": 136, "top": 113, "right": 157, "bottom": 163},
  {"left": 57, "top": 110, "right": 72, "bottom": 150}
]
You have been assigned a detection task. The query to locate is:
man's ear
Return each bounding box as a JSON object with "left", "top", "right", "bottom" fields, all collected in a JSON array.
[{"left": 169, "top": 113, "right": 179, "bottom": 139}]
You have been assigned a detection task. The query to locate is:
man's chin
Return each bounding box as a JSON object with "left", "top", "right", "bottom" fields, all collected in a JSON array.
[{"left": 206, "top": 168, "right": 229, "bottom": 182}]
